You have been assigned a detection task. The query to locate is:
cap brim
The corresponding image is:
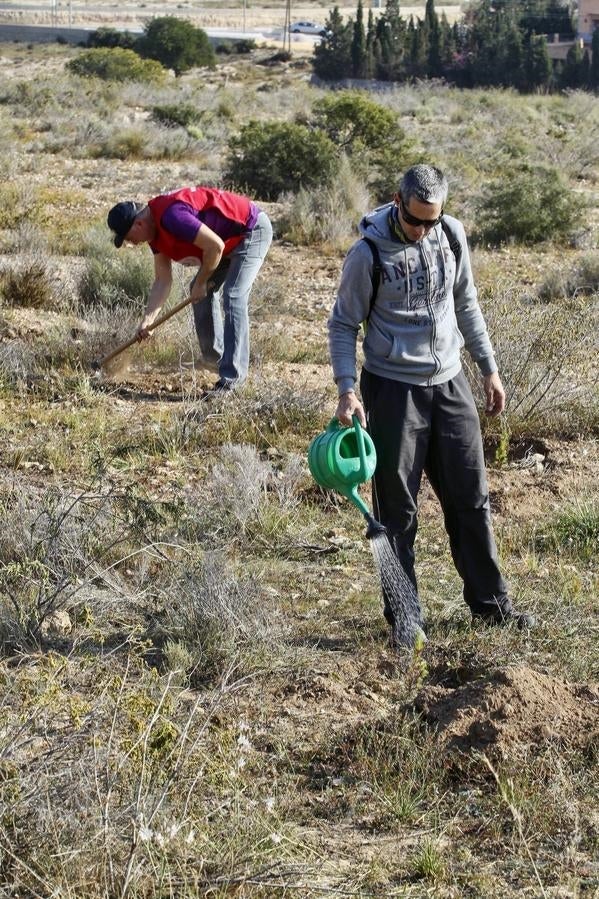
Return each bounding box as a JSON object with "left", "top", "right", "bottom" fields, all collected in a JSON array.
[{"left": 114, "top": 234, "right": 125, "bottom": 248}]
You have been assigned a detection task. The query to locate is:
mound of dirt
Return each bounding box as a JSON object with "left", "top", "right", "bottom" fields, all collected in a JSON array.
[{"left": 413, "top": 665, "right": 599, "bottom": 761}]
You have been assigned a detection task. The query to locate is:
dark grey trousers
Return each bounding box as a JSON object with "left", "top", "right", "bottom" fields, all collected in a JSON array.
[{"left": 360, "top": 368, "right": 510, "bottom": 619}]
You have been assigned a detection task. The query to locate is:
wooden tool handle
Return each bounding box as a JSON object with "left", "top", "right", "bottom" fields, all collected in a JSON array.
[{"left": 94, "top": 295, "right": 194, "bottom": 368}]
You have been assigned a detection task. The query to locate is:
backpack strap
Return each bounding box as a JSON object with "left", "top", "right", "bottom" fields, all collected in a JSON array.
[
  {"left": 440, "top": 215, "right": 462, "bottom": 267},
  {"left": 362, "top": 236, "right": 382, "bottom": 325}
]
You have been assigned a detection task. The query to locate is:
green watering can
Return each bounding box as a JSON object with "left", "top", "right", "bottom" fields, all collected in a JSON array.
[{"left": 308, "top": 416, "right": 386, "bottom": 538}]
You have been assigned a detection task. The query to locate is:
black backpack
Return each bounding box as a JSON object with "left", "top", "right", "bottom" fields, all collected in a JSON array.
[{"left": 363, "top": 216, "right": 462, "bottom": 322}]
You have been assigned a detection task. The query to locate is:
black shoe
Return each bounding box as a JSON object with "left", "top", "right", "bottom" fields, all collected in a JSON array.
[
  {"left": 472, "top": 608, "right": 536, "bottom": 630},
  {"left": 201, "top": 379, "right": 236, "bottom": 400}
]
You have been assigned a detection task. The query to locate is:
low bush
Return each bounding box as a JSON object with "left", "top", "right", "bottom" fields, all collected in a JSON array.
[
  {"left": 67, "top": 48, "right": 166, "bottom": 83},
  {"left": 225, "top": 120, "right": 339, "bottom": 201},
  {"left": 78, "top": 227, "right": 153, "bottom": 310},
  {"left": 537, "top": 252, "right": 599, "bottom": 302},
  {"left": 0, "top": 260, "right": 57, "bottom": 309},
  {"left": 475, "top": 164, "right": 576, "bottom": 245},
  {"left": 151, "top": 102, "right": 202, "bottom": 129},
  {"left": 279, "top": 157, "right": 371, "bottom": 248},
  {"left": 161, "top": 552, "right": 272, "bottom": 684}
]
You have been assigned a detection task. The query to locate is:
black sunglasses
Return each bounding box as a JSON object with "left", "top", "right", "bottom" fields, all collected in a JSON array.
[{"left": 399, "top": 198, "right": 443, "bottom": 230}]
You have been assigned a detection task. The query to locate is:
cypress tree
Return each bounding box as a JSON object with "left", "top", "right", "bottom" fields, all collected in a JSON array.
[
  {"left": 351, "top": 0, "right": 367, "bottom": 77},
  {"left": 425, "top": 0, "right": 442, "bottom": 76},
  {"left": 365, "top": 8, "right": 376, "bottom": 79},
  {"left": 409, "top": 17, "right": 427, "bottom": 78},
  {"left": 561, "top": 40, "right": 585, "bottom": 89},
  {"left": 590, "top": 28, "right": 599, "bottom": 91},
  {"left": 525, "top": 32, "right": 552, "bottom": 91}
]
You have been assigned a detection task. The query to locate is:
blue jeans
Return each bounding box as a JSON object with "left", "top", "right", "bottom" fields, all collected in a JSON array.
[{"left": 191, "top": 211, "right": 272, "bottom": 387}]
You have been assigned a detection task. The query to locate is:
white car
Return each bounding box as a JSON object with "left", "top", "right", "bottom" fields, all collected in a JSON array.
[{"left": 288, "top": 21, "right": 328, "bottom": 37}]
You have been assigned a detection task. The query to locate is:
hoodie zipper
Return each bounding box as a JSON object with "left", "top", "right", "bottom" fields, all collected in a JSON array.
[{"left": 421, "top": 234, "right": 442, "bottom": 386}]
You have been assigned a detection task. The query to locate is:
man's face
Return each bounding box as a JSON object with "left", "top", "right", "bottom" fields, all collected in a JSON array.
[
  {"left": 394, "top": 192, "right": 443, "bottom": 243},
  {"left": 124, "top": 212, "right": 155, "bottom": 245}
]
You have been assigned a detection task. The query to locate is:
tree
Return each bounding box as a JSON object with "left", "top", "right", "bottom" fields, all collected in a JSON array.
[
  {"left": 351, "top": 0, "right": 367, "bottom": 77},
  {"left": 313, "top": 6, "right": 353, "bottom": 80},
  {"left": 525, "top": 32, "right": 553, "bottom": 90},
  {"left": 138, "top": 17, "right": 215, "bottom": 76},
  {"left": 425, "top": 0, "right": 442, "bottom": 76},
  {"left": 311, "top": 91, "right": 413, "bottom": 199},
  {"left": 561, "top": 39, "right": 586, "bottom": 89},
  {"left": 373, "top": 0, "right": 407, "bottom": 80},
  {"left": 590, "top": 28, "right": 599, "bottom": 91}
]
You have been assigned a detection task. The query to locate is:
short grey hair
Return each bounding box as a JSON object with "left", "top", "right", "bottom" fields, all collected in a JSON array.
[{"left": 399, "top": 164, "right": 448, "bottom": 207}]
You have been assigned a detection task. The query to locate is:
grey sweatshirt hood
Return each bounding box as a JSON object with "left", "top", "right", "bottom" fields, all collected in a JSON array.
[{"left": 328, "top": 204, "right": 497, "bottom": 395}]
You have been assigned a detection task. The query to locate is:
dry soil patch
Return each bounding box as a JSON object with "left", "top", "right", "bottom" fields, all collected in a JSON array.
[{"left": 414, "top": 664, "right": 599, "bottom": 762}]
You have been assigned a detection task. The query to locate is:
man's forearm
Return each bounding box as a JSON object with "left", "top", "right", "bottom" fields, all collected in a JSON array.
[{"left": 141, "top": 279, "right": 171, "bottom": 328}]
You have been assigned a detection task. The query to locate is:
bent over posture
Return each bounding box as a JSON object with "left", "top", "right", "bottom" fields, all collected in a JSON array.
[
  {"left": 327, "top": 164, "right": 533, "bottom": 640},
  {"left": 108, "top": 186, "right": 272, "bottom": 392}
]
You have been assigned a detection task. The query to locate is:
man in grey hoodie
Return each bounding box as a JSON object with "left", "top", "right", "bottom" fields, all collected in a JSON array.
[{"left": 328, "top": 164, "right": 533, "bottom": 639}]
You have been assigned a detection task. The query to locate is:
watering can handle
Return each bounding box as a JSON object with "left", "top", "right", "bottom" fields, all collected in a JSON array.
[{"left": 352, "top": 414, "right": 369, "bottom": 481}]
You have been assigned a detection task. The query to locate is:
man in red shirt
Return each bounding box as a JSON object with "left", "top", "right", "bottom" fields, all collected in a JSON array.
[{"left": 107, "top": 186, "right": 272, "bottom": 392}]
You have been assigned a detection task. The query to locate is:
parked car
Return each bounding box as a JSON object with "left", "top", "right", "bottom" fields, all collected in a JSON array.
[{"left": 288, "top": 20, "right": 328, "bottom": 36}]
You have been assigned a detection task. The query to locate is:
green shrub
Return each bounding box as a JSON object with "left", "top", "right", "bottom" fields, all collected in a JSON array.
[
  {"left": 279, "top": 157, "right": 371, "bottom": 247},
  {"left": 137, "top": 16, "right": 215, "bottom": 76},
  {"left": 310, "top": 91, "right": 413, "bottom": 198},
  {"left": 537, "top": 252, "right": 599, "bottom": 302},
  {"left": 67, "top": 47, "right": 166, "bottom": 83},
  {"left": 0, "top": 261, "right": 56, "bottom": 309},
  {"left": 225, "top": 120, "right": 340, "bottom": 201},
  {"left": 151, "top": 102, "right": 202, "bottom": 129},
  {"left": 0, "top": 183, "right": 45, "bottom": 230},
  {"left": 86, "top": 27, "right": 138, "bottom": 50},
  {"left": 78, "top": 228, "right": 154, "bottom": 310},
  {"left": 476, "top": 164, "right": 576, "bottom": 245}
]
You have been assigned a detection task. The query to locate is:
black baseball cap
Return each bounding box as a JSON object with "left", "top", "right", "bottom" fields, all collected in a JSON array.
[{"left": 107, "top": 201, "right": 144, "bottom": 247}]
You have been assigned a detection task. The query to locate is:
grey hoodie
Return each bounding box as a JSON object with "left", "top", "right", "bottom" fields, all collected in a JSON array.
[{"left": 328, "top": 203, "right": 497, "bottom": 396}]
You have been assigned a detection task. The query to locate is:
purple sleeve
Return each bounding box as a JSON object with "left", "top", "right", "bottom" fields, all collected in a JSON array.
[
  {"left": 160, "top": 199, "right": 259, "bottom": 245},
  {"left": 160, "top": 201, "right": 201, "bottom": 243}
]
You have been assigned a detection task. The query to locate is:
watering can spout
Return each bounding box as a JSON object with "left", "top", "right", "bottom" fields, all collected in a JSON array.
[{"left": 364, "top": 514, "right": 387, "bottom": 540}]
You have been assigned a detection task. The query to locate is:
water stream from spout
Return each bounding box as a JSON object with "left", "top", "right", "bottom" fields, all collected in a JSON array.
[{"left": 368, "top": 530, "right": 426, "bottom": 648}]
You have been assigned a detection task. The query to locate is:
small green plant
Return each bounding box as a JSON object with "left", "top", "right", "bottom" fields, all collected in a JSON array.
[
  {"left": 225, "top": 120, "right": 340, "bottom": 201},
  {"left": 151, "top": 102, "right": 202, "bottom": 129},
  {"left": 412, "top": 838, "right": 446, "bottom": 882},
  {"left": 67, "top": 48, "right": 166, "bottom": 83},
  {"left": 535, "top": 501, "right": 599, "bottom": 561}
]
